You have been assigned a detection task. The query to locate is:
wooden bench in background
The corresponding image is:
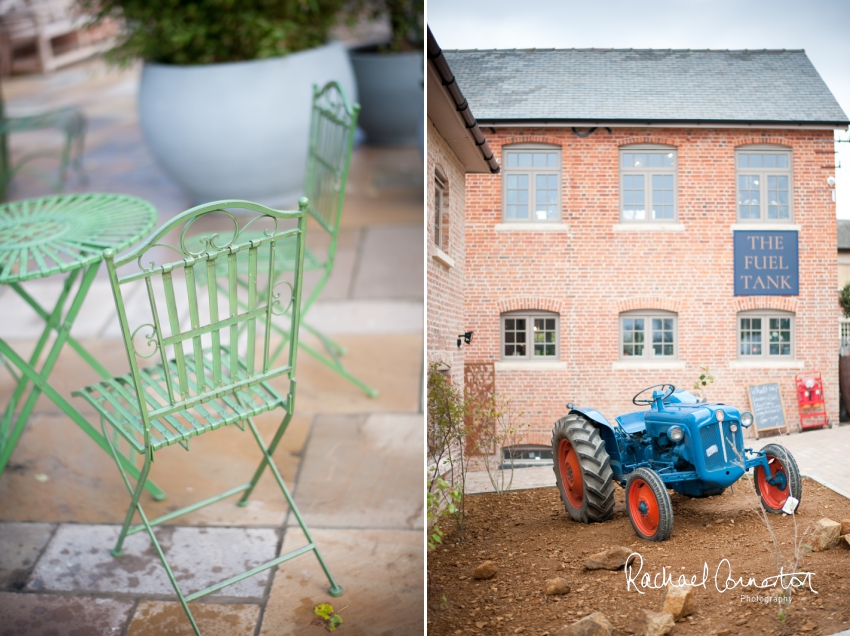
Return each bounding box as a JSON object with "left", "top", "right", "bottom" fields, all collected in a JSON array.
[{"left": 0, "top": 0, "right": 115, "bottom": 75}]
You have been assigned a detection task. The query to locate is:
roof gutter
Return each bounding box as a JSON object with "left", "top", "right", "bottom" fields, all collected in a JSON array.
[
  {"left": 427, "top": 27, "right": 500, "bottom": 173},
  {"left": 480, "top": 119, "right": 849, "bottom": 130}
]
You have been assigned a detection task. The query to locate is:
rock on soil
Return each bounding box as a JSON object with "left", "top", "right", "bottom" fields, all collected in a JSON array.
[
  {"left": 630, "top": 609, "right": 676, "bottom": 636},
  {"left": 661, "top": 583, "right": 694, "bottom": 620},
  {"left": 554, "top": 612, "right": 613, "bottom": 636},
  {"left": 842, "top": 534, "right": 850, "bottom": 548},
  {"left": 809, "top": 518, "right": 841, "bottom": 551},
  {"left": 545, "top": 577, "right": 571, "bottom": 595},
  {"left": 473, "top": 560, "right": 498, "bottom": 580},
  {"left": 841, "top": 519, "right": 850, "bottom": 535},
  {"left": 584, "top": 546, "right": 635, "bottom": 570}
]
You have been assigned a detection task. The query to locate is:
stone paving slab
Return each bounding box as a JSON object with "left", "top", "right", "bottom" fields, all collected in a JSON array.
[
  {"left": 350, "top": 225, "right": 424, "bottom": 300},
  {"left": 288, "top": 333, "right": 423, "bottom": 415},
  {"left": 290, "top": 412, "right": 424, "bottom": 530},
  {"left": 259, "top": 527, "right": 423, "bottom": 636},
  {"left": 28, "top": 525, "right": 277, "bottom": 600},
  {"left": 0, "top": 522, "right": 55, "bottom": 589},
  {"left": 307, "top": 300, "right": 423, "bottom": 334},
  {"left": 0, "top": 591, "right": 134, "bottom": 635},
  {"left": 126, "top": 600, "right": 260, "bottom": 636},
  {"left": 0, "top": 412, "right": 309, "bottom": 526}
]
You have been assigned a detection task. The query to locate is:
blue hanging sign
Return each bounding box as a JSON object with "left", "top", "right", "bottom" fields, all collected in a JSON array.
[{"left": 733, "top": 230, "right": 798, "bottom": 296}]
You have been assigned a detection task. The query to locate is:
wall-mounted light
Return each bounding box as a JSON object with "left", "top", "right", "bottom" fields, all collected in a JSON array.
[
  {"left": 457, "top": 331, "right": 473, "bottom": 348},
  {"left": 829, "top": 176, "right": 837, "bottom": 202}
]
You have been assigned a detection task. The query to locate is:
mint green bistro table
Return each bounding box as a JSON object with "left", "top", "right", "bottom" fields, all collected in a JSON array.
[{"left": 0, "top": 193, "right": 163, "bottom": 498}]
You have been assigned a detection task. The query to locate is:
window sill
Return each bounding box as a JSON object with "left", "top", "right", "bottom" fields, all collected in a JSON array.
[
  {"left": 430, "top": 245, "right": 455, "bottom": 268},
  {"left": 495, "top": 361, "right": 568, "bottom": 371},
  {"left": 730, "top": 223, "right": 800, "bottom": 232},
  {"left": 729, "top": 359, "right": 804, "bottom": 369},
  {"left": 613, "top": 223, "right": 685, "bottom": 232},
  {"left": 495, "top": 223, "right": 570, "bottom": 232},
  {"left": 612, "top": 360, "right": 686, "bottom": 370}
]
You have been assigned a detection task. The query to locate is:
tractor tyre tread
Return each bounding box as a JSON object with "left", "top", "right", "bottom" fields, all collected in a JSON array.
[
  {"left": 551, "top": 413, "right": 615, "bottom": 524},
  {"left": 625, "top": 467, "right": 674, "bottom": 542},
  {"left": 754, "top": 443, "right": 802, "bottom": 514}
]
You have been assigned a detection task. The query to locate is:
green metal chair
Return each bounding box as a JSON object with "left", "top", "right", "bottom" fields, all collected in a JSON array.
[
  {"left": 0, "top": 86, "right": 86, "bottom": 199},
  {"left": 222, "top": 81, "right": 377, "bottom": 397},
  {"left": 72, "top": 198, "right": 342, "bottom": 636}
]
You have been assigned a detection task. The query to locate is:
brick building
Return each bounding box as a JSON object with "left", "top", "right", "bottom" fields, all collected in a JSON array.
[
  {"left": 426, "top": 29, "right": 498, "bottom": 390},
  {"left": 444, "top": 48, "right": 849, "bottom": 447}
]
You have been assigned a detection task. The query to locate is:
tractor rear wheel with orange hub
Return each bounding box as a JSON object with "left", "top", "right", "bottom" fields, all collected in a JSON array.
[{"left": 551, "top": 414, "right": 615, "bottom": 523}]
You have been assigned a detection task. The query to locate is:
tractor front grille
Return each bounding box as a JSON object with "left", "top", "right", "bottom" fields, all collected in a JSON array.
[{"left": 699, "top": 423, "right": 725, "bottom": 471}]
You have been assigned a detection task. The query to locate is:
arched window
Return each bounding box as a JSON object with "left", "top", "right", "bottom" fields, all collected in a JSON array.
[
  {"left": 735, "top": 145, "right": 793, "bottom": 222},
  {"left": 738, "top": 310, "right": 795, "bottom": 359},
  {"left": 501, "top": 144, "right": 561, "bottom": 223},
  {"left": 500, "top": 310, "right": 559, "bottom": 360},
  {"left": 619, "top": 310, "right": 678, "bottom": 360},
  {"left": 619, "top": 144, "right": 678, "bottom": 223}
]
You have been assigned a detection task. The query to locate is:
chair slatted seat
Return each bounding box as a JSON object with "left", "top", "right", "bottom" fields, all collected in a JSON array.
[
  {"left": 75, "top": 348, "right": 286, "bottom": 452},
  {"left": 71, "top": 198, "right": 342, "bottom": 636}
]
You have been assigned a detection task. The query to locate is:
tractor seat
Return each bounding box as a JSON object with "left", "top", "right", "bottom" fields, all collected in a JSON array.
[{"left": 616, "top": 411, "right": 646, "bottom": 435}]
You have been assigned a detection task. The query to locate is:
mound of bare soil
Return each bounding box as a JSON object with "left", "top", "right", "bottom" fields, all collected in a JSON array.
[{"left": 427, "top": 477, "right": 850, "bottom": 636}]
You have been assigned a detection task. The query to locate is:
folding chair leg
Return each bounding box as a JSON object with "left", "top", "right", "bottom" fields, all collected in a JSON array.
[
  {"left": 136, "top": 505, "right": 202, "bottom": 636},
  {"left": 245, "top": 416, "right": 343, "bottom": 596},
  {"left": 237, "top": 413, "right": 290, "bottom": 507},
  {"left": 111, "top": 453, "right": 152, "bottom": 558}
]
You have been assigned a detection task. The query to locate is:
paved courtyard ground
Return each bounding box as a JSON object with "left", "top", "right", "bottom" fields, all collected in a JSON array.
[{"left": 0, "top": 58, "right": 424, "bottom": 635}]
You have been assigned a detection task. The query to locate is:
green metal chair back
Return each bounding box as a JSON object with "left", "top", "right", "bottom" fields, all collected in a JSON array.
[
  {"left": 103, "top": 199, "right": 308, "bottom": 453},
  {"left": 302, "top": 81, "right": 359, "bottom": 258}
]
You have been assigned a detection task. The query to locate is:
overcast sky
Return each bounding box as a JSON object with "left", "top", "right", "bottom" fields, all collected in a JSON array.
[{"left": 428, "top": 0, "right": 850, "bottom": 217}]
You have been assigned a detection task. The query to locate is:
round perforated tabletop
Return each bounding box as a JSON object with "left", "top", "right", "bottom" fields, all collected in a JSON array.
[{"left": 0, "top": 193, "right": 157, "bottom": 283}]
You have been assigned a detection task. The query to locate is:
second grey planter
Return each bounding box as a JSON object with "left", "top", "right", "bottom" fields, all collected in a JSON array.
[
  {"left": 349, "top": 47, "right": 423, "bottom": 146},
  {"left": 138, "top": 41, "right": 357, "bottom": 207}
]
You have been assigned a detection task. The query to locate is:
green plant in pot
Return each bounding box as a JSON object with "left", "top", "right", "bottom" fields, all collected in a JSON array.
[
  {"left": 349, "top": 0, "right": 423, "bottom": 146},
  {"left": 78, "top": 0, "right": 358, "bottom": 206}
]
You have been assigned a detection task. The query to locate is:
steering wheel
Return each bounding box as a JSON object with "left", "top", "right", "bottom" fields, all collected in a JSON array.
[{"left": 632, "top": 383, "right": 675, "bottom": 406}]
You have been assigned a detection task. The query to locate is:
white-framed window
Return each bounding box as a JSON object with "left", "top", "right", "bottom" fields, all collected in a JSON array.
[
  {"left": 735, "top": 146, "right": 793, "bottom": 222},
  {"left": 501, "top": 145, "right": 561, "bottom": 223},
  {"left": 619, "top": 310, "right": 678, "bottom": 360},
  {"left": 500, "top": 310, "right": 559, "bottom": 361},
  {"left": 434, "top": 164, "right": 447, "bottom": 248},
  {"left": 738, "top": 310, "right": 795, "bottom": 359},
  {"left": 619, "top": 145, "right": 678, "bottom": 222}
]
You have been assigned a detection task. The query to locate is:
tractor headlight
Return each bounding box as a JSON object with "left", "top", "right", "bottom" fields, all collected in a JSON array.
[
  {"left": 730, "top": 424, "right": 739, "bottom": 433},
  {"left": 668, "top": 426, "right": 684, "bottom": 442},
  {"left": 715, "top": 410, "right": 725, "bottom": 422},
  {"left": 740, "top": 411, "right": 754, "bottom": 428}
]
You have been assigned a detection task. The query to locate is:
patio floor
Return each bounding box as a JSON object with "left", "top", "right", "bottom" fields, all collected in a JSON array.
[{"left": 0, "top": 58, "right": 424, "bottom": 635}]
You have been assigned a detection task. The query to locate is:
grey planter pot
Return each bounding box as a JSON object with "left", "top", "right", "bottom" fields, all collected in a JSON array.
[
  {"left": 138, "top": 41, "right": 357, "bottom": 207},
  {"left": 349, "top": 47, "right": 423, "bottom": 146}
]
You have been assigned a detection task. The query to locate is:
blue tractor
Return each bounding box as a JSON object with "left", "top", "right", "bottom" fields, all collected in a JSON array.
[{"left": 551, "top": 384, "right": 802, "bottom": 541}]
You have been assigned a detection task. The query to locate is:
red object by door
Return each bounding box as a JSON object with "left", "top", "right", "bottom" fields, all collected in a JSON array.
[{"left": 795, "top": 371, "right": 829, "bottom": 431}]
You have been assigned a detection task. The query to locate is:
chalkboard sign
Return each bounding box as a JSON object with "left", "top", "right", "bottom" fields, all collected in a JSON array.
[{"left": 747, "top": 383, "right": 788, "bottom": 438}]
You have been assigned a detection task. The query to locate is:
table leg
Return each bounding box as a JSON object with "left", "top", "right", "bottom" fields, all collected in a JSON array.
[
  {"left": 0, "top": 265, "right": 166, "bottom": 500},
  {"left": 0, "top": 338, "right": 165, "bottom": 500}
]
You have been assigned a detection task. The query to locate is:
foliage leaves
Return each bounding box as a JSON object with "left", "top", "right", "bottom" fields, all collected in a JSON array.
[
  {"left": 840, "top": 282, "right": 850, "bottom": 318},
  {"left": 313, "top": 604, "right": 343, "bottom": 632},
  {"left": 77, "top": 0, "right": 350, "bottom": 65}
]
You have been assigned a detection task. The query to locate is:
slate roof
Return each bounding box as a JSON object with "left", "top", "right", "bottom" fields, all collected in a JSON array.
[
  {"left": 839, "top": 220, "right": 850, "bottom": 251},
  {"left": 442, "top": 49, "right": 849, "bottom": 125}
]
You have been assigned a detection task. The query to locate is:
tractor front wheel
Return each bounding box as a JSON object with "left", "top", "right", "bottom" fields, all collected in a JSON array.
[
  {"left": 626, "top": 468, "right": 673, "bottom": 541},
  {"left": 551, "top": 414, "right": 615, "bottom": 523},
  {"left": 754, "top": 444, "right": 802, "bottom": 514}
]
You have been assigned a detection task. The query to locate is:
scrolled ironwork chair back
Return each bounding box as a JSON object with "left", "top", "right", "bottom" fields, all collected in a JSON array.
[
  {"left": 104, "top": 199, "right": 308, "bottom": 449},
  {"left": 303, "top": 81, "right": 360, "bottom": 236}
]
